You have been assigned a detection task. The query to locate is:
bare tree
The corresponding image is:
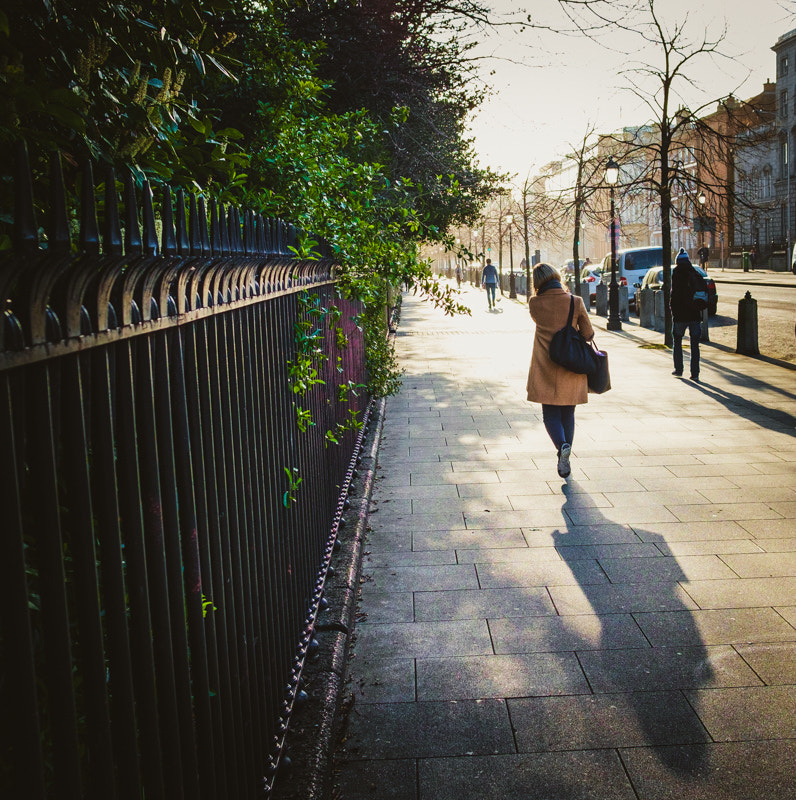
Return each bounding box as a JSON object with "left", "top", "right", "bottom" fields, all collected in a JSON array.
[
  {"left": 561, "top": 0, "right": 765, "bottom": 343},
  {"left": 548, "top": 125, "right": 613, "bottom": 295}
]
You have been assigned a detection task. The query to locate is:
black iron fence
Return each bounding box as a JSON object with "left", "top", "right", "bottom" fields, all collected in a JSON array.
[{"left": 0, "top": 144, "right": 370, "bottom": 799}]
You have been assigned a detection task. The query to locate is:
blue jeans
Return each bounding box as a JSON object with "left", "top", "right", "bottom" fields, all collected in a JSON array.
[
  {"left": 484, "top": 283, "right": 496, "bottom": 306},
  {"left": 542, "top": 404, "right": 575, "bottom": 451},
  {"left": 673, "top": 320, "right": 701, "bottom": 377}
]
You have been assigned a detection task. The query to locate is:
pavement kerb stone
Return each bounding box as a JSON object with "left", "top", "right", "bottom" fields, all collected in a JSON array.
[{"left": 271, "top": 395, "right": 387, "bottom": 800}]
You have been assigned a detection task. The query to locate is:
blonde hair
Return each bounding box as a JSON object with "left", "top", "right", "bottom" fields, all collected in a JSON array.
[{"left": 532, "top": 263, "right": 559, "bottom": 294}]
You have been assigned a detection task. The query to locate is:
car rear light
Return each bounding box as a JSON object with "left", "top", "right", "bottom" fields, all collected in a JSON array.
[
  {"left": 586, "top": 276, "right": 595, "bottom": 282},
  {"left": 620, "top": 276, "right": 627, "bottom": 286}
]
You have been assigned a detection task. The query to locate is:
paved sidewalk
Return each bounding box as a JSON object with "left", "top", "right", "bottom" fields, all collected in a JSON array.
[
  {"left": 709, "top": 268, "right": 795, "bottom": 289},
  {"left": 333, "top": 282, "right": 796, "bottom": 800}
]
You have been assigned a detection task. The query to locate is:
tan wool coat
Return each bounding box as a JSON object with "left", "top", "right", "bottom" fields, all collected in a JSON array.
[{"left": 526, "top": 287, "right": 595, "bottom": 406}]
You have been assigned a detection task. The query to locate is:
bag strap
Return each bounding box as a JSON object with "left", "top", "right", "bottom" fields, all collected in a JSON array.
[{"left": 566, "top": 295, "right": 575, "bottom": 327}]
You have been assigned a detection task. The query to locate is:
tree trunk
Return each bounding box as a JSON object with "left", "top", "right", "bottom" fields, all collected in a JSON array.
[
  {"left": 573, "top": 199, "right": 582, "bottom": 294},
  {"left": 660, "top": 177, "right": 673, "bottom": 347}
]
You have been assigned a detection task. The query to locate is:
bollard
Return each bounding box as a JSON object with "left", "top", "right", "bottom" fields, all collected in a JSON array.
[
  {"left": 736, "top": 291, "right": 759, "bottom": 355},
  {"left": 579, "top": 282, "right": 591, "bottom": 311},
  {"left": 700, "top": 306, "right": 710, "bottom": 343},
  {"left": 596, "top": 282, "right": 608, "bottom": 316},
  {"left": 638, "top": 286, "right": 655, "bottom": 328},
  {"left": 653, "top": 289, "right": 665, "bottom": 333},
  {"left": 619, "top": 284, "right": 629, "bottom": 321},
  {"left": 742, "top": 251, "right": 750, "bottom": 272}
]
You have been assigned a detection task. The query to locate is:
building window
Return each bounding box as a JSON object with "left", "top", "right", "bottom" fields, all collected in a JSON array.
[
  {"left": 781, "top": 89, "right": 789, "bottom": 117},
  {"left": 782, "top": 55, "right": 790, "bottom": 76},
  {"left": 782, "top": 140, "right": 789, "bottom": 179}
]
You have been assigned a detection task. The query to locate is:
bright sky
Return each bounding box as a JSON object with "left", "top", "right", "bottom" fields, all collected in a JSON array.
[{"left": 468, "top": 0, "right": 795, "bottom": 180}]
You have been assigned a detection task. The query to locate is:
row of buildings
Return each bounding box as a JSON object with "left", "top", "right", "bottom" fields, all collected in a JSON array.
[{"left": 533, "top": 28, "right": 796, "bottom": 272}]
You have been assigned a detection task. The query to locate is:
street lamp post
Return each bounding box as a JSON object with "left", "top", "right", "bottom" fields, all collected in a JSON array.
[
  {"left": 472, "top": 230, "right": 479, "bottom": 284},
  {"left": 698, "top": 190, "right": 706, "bottom": 256},
  {"left": 506, "top": 214, "right": 516, "bottom": 298},
  {"left": 605, "top": 157, "right": 621, "bottom": 331}
]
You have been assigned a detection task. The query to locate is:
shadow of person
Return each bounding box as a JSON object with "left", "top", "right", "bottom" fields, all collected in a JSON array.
[
  {"left": 685, "top": 380, "right": 796, "bottom": 437},
  {"left": 552, "top": 484, "right": 714, "bottom": 777}
]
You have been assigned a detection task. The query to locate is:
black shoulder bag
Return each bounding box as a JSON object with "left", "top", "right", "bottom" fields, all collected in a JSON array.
[{"left": 549, "top": 296, "right": 598, "bottom": 376}]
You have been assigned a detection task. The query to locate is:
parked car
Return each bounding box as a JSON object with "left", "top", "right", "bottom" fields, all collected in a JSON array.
[
  {"left": 599, "top": 246, "right": 665, "bottom": 309},
  {"left": 578, "top": 264, "right": 603, "bottom": 304},
  {"left": 558, "top": 258, "right": 586, "bottom": 278},
  {"left": 634, "top": 265, "right": 718, "bottom": 316}
]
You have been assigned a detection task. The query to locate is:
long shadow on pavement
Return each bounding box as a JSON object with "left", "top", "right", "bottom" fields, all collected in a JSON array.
[
  {"left": 552, "top": 487, "right": 714, "bottom": 778},
  {"left": 685, "top": 379, "right": 796, "bottom": 436}
]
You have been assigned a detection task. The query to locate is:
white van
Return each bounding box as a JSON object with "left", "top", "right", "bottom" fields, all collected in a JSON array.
[{"left": 600, "top": 246, "right": 664, "bottom": 309}]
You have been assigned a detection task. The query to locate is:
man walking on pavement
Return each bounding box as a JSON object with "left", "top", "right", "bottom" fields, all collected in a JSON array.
[
  {"left": 671, "top": 248, "right": 706, "bottom": 382},
  {"left": 481, "top": 258, "right": 499, "bottom": 310},
  {"left": 697, "top": 243, "right": 709, "bottom": 270}
]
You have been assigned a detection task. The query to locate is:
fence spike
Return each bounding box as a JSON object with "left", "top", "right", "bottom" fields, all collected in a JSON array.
[
  {"left": 286, "top": 222, "right": 298, "bottom": 257},
  {"left": 257, "top": 214, "right": 266, "bottom": 254},
  {"left": 188, "top": 193, "right": 201, "bottom": 256},
  {"left": 219, "top": 203, "right": 230, "bottom": 256},
  {"left": 12, "top": 141, "right": 39, "bottom": 251},
  {"left": 103, "top": 165, "right": 123, "bottom": 256},
  {"left": 233, "top": 207, "right": 240, "bottom": 253},
  {"left": 78, "top": 159, "right": 101, "bottom": 255},
  {"left": 141, "top": 179, "right": 158, "bottom": 256},
  {"left": 248, "top": 211, "right": 260, "bottom": 255},
  {"left": 245, "top": 210, "right": 257, "bottom": 255},
  {"left": 229, "top": 206, "right": 239, "bottom": 255},
  {"left": 161, "top": 184, "right": 177, "bottom": 255},
  {"left": 235, "top": 208, "right": 250, "bottom": 254},
  {"left": 47, "top": 152, "right": 70, "bottom": 256},
  {"left": 198, "top": 196, "right": 210, "bottom": 254},
  {"left": 235, "top": 206, "right": 246, "bottom": 255},
  {"left": 124, "top": 171, "right": 142, "bottom": 255},
  {"left": 276, "top": 218, "right": 285, "bottom": 255},
  {"left": 210, "top": 199, "right": 221, "bottom": 256},
  {"left": 176, "top": 189, "right": 189, "bottom": 255}
]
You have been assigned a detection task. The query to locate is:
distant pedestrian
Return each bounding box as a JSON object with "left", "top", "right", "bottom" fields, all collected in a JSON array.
[
  {"left": 697, "top": 244, "right": 709, "bottom": 270},
  {"left": 749, "top": 246, "right": 757, "bottom": 270},
  {"left": 670, "top": 248, "right": 705, "bottom": 382},
  {"left": 455, "top": 263, "right": 463, "bottom": 288},
  {"left": 526, "top": 263, "right": 594, "bottom": 478},
  {"left": 481, "top": 258, "right": 499, "bottom": 310}
]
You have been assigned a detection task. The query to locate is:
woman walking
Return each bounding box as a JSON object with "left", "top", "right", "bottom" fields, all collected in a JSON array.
[{"left": 526, "top": 263, "right": 594, "bottom": 478}]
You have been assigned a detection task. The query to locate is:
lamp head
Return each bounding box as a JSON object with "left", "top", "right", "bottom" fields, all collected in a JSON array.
[
  {"left": 605, "top": 157, "right": 619, "bottom": 185},
  {"left": 505, "top": 214, "right": 514, "bottom": 224},
  {"left": 698, "top": 191, "right": 706, "bottom": 205}
]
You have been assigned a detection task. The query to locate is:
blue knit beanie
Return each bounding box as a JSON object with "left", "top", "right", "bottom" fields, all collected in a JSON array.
[{"left": 676, "top": 248, "right": 689, "bottom": 264}]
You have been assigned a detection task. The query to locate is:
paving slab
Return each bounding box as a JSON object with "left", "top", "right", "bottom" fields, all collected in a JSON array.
[
  {"left": 341, "top": 699, "right": 515, "bottom": 759},
  {"left": 415, "top": 651, "right": 591, "bottom": 700},
  {"left": 352, "top": 618, "right": 492, "bottom": 660},
  {"left": 414, "top": 586, "right": 555, "bottom": 621},
  {"left": 489, "top": 613, "right": 650, "bottom": 653},
  {"left": 733, "top": 641, "right": 796, "bottom": 683},
  {"left": 509, "top": 691, "right": 708, "bottom": 752},
  {"left": 619, "top": 740, "right": 796, "bottom": 800},
  {"left": 418, "top": 750, "right": 637, "bottom": 800},
  {"left": 687, "top": 685, "right": 796, "bottom": 740},
  {"left": 633, "top": 607, "right": 796, "bottom": 645}
]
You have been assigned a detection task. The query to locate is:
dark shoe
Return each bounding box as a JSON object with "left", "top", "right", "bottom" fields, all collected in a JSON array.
[
  {"left": 557, "top": 443, "right": 572, "bottom": 478},
  {"left": 690, "top": 375, "right": 699, "bottom": 382},
  {"left": 672, "top": 370, "right": 682, "bottom": 377}
]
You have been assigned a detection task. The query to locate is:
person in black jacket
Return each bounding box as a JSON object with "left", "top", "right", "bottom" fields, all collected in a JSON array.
[{"left": 670, "top": 248, "right": 703, "bottom": 382}]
